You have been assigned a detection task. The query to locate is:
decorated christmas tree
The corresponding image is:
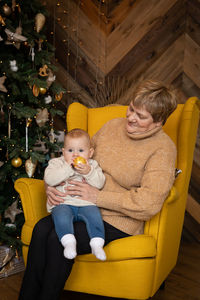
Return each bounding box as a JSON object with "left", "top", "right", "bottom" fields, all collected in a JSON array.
[{"left": 0, "top": 0, "right": 65, "bottom": 252}]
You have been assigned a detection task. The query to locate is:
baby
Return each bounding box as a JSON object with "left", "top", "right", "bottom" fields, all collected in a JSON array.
[{"left": 44, "top": 128, "right": 106, "bottom": 261}]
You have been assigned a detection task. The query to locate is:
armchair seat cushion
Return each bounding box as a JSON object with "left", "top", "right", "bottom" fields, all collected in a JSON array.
[{"left": 77, "top": 234, "right": 156, "bottom": 262}]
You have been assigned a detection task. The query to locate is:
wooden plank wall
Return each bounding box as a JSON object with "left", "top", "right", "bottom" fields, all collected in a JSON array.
[{"left": 45, "top": 0, "right": 200, "bottom": 239}]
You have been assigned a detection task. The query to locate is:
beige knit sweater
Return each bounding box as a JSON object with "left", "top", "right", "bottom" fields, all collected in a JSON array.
[
  {"left": 44, "top": 157, "right": 105, "bottom": 212},
  {"left": 92, "top": 118, "right": 177, "bottom": 236}
]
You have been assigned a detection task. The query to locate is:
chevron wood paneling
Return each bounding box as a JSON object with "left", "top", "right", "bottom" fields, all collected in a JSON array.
[
  {"left": 184, "top": 35, "right": 200, "bottom": 88},
  {"left": 106, "top": 0, "right": 178, "bottom": 72},
  {"left": 46, "top": 0, "right": 200, "bottom": 237},
  {"left": 108, "top": 0, "right": 186, "bottom": 82}
]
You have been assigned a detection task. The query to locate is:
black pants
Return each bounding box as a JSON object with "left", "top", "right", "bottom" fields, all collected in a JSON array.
[{"left": 18, "top": 215, "right": 130, "bottom": 300}]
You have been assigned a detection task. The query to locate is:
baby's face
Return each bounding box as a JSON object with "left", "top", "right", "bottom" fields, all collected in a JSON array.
[{"left": 62, "top": 136, "right": 92, "bottom": 165}]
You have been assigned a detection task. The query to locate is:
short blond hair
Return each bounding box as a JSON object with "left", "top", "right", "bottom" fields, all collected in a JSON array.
[
  {"left": 65, "top": 128, "right": 91, "bottom": 147},
  {"left": 132, "top": 80, "right": 177, "bottom": 124}
]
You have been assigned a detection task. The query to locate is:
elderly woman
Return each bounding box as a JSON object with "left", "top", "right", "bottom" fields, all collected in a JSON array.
[{"left": 18, "top": 79, "right": 177, "bottom": 300}]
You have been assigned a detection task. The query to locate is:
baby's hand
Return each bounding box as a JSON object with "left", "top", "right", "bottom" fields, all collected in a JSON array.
[{"left": 73, "top": 161, "right": 91, "bottom": 175}]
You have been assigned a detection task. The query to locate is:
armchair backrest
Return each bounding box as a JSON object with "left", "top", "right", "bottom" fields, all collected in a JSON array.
[{"left": 66, "top": 102, "right": 185, "bottom": 148}]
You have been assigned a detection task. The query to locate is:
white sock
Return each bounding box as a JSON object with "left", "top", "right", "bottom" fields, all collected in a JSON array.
[
  {"left": 90, "top": 237, "right": 106, "bottom": 261},
  {"left": 61, "top": 234, "right": 77, "bottom": 259}
]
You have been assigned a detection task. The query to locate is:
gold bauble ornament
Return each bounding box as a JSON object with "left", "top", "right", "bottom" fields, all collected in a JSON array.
[
  {"left": 3, "top": 4, "right": 12, "bottom": 16},
  {"left": 39, "top": 87, "right": 47, "bottom": 94},
  {"left": 55, "top": 92, "right": 63, "bottom": 101},
  {"left": 25, "top": 158, "right": 37, "bottom": 178},
  {"left": 35, "top": 13, "right": 46, "bottom": 33},
  {"left": 33, "top": 84, "right": 40, "bottom": 97},
  {"left": 73, "top": 156, "right": 87, "bottom": 167},
  {"left": 11, "top": 157, "right": 22, "bottom": 168}
]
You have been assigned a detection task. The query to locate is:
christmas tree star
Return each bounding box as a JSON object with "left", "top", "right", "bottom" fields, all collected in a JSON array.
[{"left": 4, "top": 201, "right": 22, "bottom": 223}]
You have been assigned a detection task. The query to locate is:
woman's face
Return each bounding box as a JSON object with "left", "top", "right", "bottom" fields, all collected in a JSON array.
[{"left": 126, "top": 102, "right": 162, "bottom": 134}]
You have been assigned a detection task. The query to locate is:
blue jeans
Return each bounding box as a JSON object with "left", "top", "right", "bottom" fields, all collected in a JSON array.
[{"left": 51, "top": 204, "right": 105, "bottom": 241}]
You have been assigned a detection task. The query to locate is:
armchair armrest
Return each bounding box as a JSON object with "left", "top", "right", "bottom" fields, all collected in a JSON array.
[{"left": 14, "top": 178, "right": 48, "bottom": 227}]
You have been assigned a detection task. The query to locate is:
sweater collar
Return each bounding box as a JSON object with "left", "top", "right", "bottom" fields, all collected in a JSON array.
[{"left": 124, "top": 121, "right": 162, "bottom": 140}]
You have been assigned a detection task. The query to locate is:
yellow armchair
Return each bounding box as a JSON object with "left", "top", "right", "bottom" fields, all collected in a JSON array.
[{"left": 15, "top": 97, "right": 199, "bottom": 300}]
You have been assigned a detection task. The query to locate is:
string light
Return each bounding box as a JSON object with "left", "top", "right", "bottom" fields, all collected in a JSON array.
[{"left": 53, "top": 0, "right": 104, "bottom": 103}]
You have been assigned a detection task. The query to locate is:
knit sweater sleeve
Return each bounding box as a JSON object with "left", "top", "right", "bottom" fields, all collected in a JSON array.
[
  {"left": 96, "top": 145, "right": 177, "bottom": 221},
  {"left": 83, "top": 160, "right": 105, "bottom": 189},
  {"left": 44, "top": 157, "right": 74, "bottom": 186}
]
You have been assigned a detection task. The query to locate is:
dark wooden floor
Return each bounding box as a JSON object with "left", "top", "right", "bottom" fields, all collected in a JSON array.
[{"left": 0, "top": 241, "right": 200, "bottom": 300}]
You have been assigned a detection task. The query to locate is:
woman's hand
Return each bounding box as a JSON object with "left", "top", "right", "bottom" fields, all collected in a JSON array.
[
  {"left": 66, "top": 180, "right": 99, "bottom": 204},
  {"left": 45, "top": 182, "right": 65, "bottom": 206}
]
